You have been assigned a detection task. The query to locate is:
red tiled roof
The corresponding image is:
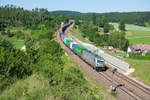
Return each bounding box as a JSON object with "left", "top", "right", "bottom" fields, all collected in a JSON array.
[{"left": 130, "top": 44, "right": 150, "bottom": 50}]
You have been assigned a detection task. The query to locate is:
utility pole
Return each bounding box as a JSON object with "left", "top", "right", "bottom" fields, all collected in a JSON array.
[
  {"left": 112, "top": 68, "right": 117, "bottom": 91},
  {"left": 110, "top": 68, "right": 117, "bottom": 100}
]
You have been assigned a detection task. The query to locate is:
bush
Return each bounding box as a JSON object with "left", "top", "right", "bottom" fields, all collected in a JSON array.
[
  {"left": 129, "top": 53, "right": 150, "bottom": 60},
  {"left": 1, "top": 31, "right": 7, "bottom": 35},
  {"left": 0, "top": 39, "right": 32, "bottom": 90},
  {"left": 7, "top": 30, "right": 14, "bottom": 37},
  {"left": 15, "top": 31, "right": 25, "bottom": 39},
  {"left": 38, "top": 30, "right": 54, "bottom": 40},
  {"left": 34, "top": 40, "right": 98, "bottom": 99}
]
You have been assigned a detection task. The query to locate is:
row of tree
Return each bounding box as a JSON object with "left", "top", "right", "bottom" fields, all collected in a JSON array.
[
  {"left": 95, "top": 32, "right": 129, "bottom": 51},
  {"left": 77, "top": 16, "right": 128, "bottom": 51},
  {"left": 65, "top": 11, "right": 150, "bottom": 26},
  {"left": 0, "top": 5, "right": 68, "bottom": 32}
]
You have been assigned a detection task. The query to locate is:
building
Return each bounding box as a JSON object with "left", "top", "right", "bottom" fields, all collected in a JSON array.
[
  {"left": 69, "top": 19, "right": 75, "bottom": 24},
  {"left": 127, "top": 44, "right": 150, "bottom": 55},
  {"left": 104, "top": 46, "right": 120, "bottom": 52}
]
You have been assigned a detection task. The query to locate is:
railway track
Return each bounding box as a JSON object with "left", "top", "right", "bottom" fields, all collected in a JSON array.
[
  {"left": 116, "top": 72, "right": 150, "bottom": 95},
  {"left": 103, "top": 68, "right": 150, "bottom": 100},
  {"left": 57, "top": 24, "right": 150, "bottom": 100},
  {"left": 98, "top": 72, "right": 143, "bottom": 100}
]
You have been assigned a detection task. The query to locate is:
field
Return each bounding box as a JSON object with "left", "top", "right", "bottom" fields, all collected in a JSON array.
[
  {"left": 9, "top": 39, "right": 24, "bottom": 49},
  {"left": 70, "top": 28, "right": 92, "bottom": 43},
  {"left": 0, "top": 34, "right": 24, "bottom": 49},
  {"left": 111, "top": 23, "right": 150, "bottom": 45},
  {"left": 70, "top": 26, "right": 150, "bottom": 86}
]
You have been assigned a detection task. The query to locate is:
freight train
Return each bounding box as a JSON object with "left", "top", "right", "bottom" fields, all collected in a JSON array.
[{"left": 59, "top": 22, "right": 106, "bottom": 71}]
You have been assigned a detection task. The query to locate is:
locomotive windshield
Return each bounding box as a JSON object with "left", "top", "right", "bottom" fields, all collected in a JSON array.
[{"left": 97, "top": 59, "right": 104, "bottom": 64}]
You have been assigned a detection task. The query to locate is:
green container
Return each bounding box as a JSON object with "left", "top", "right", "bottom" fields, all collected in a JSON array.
[
  {"left": 74, "top": 44, "right": 87, "bottom": 56},
  {"left": 66, "top": 39, "right": 73, "bottom": 47},
  {"left": 64, "top": 38, "right": 69, "bottom": 44}
]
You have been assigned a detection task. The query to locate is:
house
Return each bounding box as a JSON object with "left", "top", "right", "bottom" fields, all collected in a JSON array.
[
  {"left": 113, "top": 48, "right": 120, "bottom": 52},
  {"left": 127, "top": 44, "right": 150, "bottom": 55},
  {"left": 104, "top": 46, "right": 113, "bottom": 51},
  {"left": 104, "top": 46, "right": 120, "bottom": 52}
]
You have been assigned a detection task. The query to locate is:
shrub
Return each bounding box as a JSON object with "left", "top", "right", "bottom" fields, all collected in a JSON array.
[
  {"left": 38, "top": 30, "right": 54, "bottom": 40},
  {"left": 1, "top": 31, "right": 7, "bottom": 35},
  {"left": 129, "top": 53, "right": 150, "bottom": 60},
  {"left": 15, "top": 31, "right": 25, "bottom": 39},
  {"left": 0, "top": 39, "right": 32, "bottom": 90}
]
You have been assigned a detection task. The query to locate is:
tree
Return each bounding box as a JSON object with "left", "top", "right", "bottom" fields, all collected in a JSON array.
[
  {"left": 7, "top": 29, "right": 14, "bottom": 37},
  {"left": 75, "top": 17, "right": 80, "bottom": 25},
  {"left": 119, "top": 20, "right": 125, "bottom": 31},
  {"left": 92, "top": 13, "right": 96, "bottom": 25},
  {"left": 0, "top": 39, "right": 32, "bottom": 90},
  {"left": 95, "top": 34, "right": 109, "bottom": 46},
  {"left": 0, "top": 22, "right": 6, "bottom": 31},
  {"left": 109, "top": 24, "right": 114, "bottom": 31},
  {"left": 97, "top": 16, "right": 107, "bottom": 27},
  {"left": 41, "top": 24, "right": 45, "bottom": 31},
  {"left": 104, "top": 23, "right": 109, "bottom": 33},
  {"left": 109, "top": 31, "right": 129, "bottom": 50},
  {"left": 1, "top": 31, "right": 6, "bottom": 35}
]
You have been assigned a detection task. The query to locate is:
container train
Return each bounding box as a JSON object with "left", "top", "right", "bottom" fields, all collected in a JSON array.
[{"left": 59, "top": 23, "right": 105, "bottom": 71}]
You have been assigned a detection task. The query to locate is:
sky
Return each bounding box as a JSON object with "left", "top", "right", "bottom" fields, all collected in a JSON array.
[{"left": 0, "top": 0, "right": 150, "bottom": 13}]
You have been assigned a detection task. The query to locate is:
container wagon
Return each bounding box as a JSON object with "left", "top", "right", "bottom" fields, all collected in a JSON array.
[
  {"left": 73, "top": 44, "right": 87, "bottom": 56},
  {"left": 70, "top": 42, "right": 77, "bottom": 51}
]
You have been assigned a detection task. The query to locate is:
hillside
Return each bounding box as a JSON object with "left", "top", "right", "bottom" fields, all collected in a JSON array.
[
  {"left": 0, "top": 6, "right": 116, "bottom": 100},
  {"left": 52, "top": 11, "right": 150, "bottom": 26},
  {"left": 51, "top": 10, "right": 81, "bottom": 16}
]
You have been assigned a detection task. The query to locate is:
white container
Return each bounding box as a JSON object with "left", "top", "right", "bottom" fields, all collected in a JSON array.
[{"left": 70, "top": 42, "right": 77, "bottom": 50}]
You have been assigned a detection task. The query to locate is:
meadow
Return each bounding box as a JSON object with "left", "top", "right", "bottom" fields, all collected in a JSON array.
[
  {"left": 9, "top": 39, "right": 24, "bottom": 49},
  {"left": 70, "top": 28, "right": 92, "bottom": 43},
  {"left": 111, "top": 23, "right": 150, "bottom": 45}
]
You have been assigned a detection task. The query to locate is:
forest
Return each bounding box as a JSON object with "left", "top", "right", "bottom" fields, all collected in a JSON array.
[{"left": 53, "top": 11, "right": 150, "bottom": 26}]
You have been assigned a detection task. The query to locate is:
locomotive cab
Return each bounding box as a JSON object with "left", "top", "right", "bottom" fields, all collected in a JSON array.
[
  {"left": 95, "top": 57, "right": 105, "bottom": 70},
  {"left": 97, "top": 59, "right": 104, "bottom": 65}
]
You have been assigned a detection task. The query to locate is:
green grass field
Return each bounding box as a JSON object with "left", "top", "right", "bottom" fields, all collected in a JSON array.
[
  {"left": 124, "top": 59, "right": 150, "bottom": 85},
  {"left": 70, "top": 28, "right": 92, "bottom": 43},
  {"left": 0, "top": 34, "right": 24, "bottom": 49},
  {"left": 9, "top": 39, "right": 24, "bottom": 49},
  {"left": 110, "top": 23, "right": 150, "bottom": 45}
]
